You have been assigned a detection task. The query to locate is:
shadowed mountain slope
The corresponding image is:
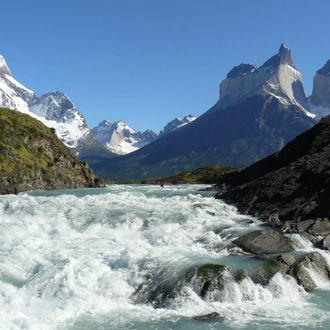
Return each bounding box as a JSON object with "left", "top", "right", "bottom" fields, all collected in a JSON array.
[{"left": 215, "top": 114, "right": 330, "bottom": 224}]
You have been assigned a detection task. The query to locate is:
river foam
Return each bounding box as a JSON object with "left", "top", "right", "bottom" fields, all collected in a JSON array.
[{"left": 0, "top": 185, "right": 329, "bottom": 329}]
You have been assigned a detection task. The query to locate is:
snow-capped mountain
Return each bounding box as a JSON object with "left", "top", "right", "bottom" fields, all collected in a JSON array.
[
  {"left": 0, "top": 55, "right": 34, "bottom": 114},
  {"left": 0, "top": 55, "right": 111, "bottom": 158},
  {"left": 29, "top": 92, "right": 90, "bottom": 149},
  {"left": 158, "top": 115, "right": 196, "bottom": 137},
  {"left": 91, "top": 44, "right": 329, "bottom": 180},
  {"left": 92, "top": 120, "right": 157, "bottom": 155},
  {"left": 93, "top": 116, "right": 196, "bottom": 155}
]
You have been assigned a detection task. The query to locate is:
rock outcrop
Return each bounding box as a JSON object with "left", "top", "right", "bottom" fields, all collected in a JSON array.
[
  {"left": 0, "top": 107, "right": 105, "bottom": 194},
  {"left": 311, "top": 59, "right": 330, "bottom": 107},
  {"left": 215, "top": 114, "right": 330, "bottom": 233}
]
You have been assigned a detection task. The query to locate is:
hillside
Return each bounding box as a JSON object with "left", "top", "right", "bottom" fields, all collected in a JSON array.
[
  {"left": 0, "top": 107, "right": 105, "bottom": 194},
  {"left": 215, "top": 114, "right": 330, "bottom": 230}
]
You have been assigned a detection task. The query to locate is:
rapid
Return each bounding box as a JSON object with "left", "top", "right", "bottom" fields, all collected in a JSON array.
[{"left": 0, "top": 184, "right": 329, "bottom": 329}]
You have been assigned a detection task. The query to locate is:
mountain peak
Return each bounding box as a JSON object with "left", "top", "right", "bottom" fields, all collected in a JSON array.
[
  {"left": 311, "top": 59, "right": 330, "bottom": 108},
  {"left": 226, "top": 63, "right": 257, "bottom": 79},
  {"left": 0, "top": 55, "right": 11, "bottom": 76},
  {"left": 316, "top": 59, "right": 330, "bottom": 76},
  {"left": 260, "top": 43, "right": 295, "bottom": 69}
]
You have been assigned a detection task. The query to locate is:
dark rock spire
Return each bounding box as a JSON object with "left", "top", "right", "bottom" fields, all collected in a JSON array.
[{"left": 260, "top": 44, "right": 295, "bottom": 69}]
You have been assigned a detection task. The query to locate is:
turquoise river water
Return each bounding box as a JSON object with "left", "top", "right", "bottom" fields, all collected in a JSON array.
[{"left": 0, "top": 184, "right": 330, "bottom": 329}]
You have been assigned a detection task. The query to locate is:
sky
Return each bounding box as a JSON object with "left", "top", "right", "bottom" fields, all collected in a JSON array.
[{"left": 1, "top": 0, "right": 330, "bottom": 133}]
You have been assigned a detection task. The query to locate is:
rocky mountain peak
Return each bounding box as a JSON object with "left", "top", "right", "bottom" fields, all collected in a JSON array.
[
  {"left": 226, "top": 63, "right": 257, "bottom": 79},
  {"left": 158, "top": 115, "right": 196, "bottom": 137},
  {"left": 219, "top": 44, "right": 306, "bottom": 109},
  {"left": 0, "top": 55, "right": 11, "bottom": 77},
  {"left": 260, "top": 43, "right": 295, "bottom": 69},
  {"left": 316, "top": 59, "right": 330, "bottom": 76},
  {"left": 311, "top": 59, "right": 330, "bottom": 107}
]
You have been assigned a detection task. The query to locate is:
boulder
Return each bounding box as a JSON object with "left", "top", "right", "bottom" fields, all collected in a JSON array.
[
  {"left": 308, "top": 218, "right": 330, "bottom": 236},
  {"left": 233, "top": 230, "right": 293, "bottom": 254},
  {"left": 289, "top": 252, "right": 330, "bottom": 291},
  {"left": 320, "top": 234, "right": 330, "bottom": 251},
  {"left": 133, "top": 263, "right": 227, "bottom": 308},
  {"left": 271, "top": 254, "right": 296, "bottom": 273}
]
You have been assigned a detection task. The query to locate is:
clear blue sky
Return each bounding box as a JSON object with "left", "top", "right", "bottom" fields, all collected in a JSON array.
[{"left": 1, "top": 0, "right": 330, "bottom": 133}]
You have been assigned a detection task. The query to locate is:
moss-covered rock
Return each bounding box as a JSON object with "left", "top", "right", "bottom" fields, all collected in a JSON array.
[
  {"left": 133, "top": 263, "right": 227, "bottom": 308},
  {"left": 256, "top": 259, "right": 283, "bottom": 285},
  {"left": 192, "top": 264, "right": 227, "bottom": 298},
  {"left": 289, "top": 252, "right": 330, "bottom": 291}
]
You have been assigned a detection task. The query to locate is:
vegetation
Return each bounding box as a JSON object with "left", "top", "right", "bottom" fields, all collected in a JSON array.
[
  {"left": 105, "top": 165, "right": 233, "bottom": 185},
  {"left": 0, "top": 107, "right": 66, "bottom": 176}
]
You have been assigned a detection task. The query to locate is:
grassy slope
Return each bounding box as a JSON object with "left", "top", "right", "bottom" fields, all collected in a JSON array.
[
  {"left": 0, "top": 107, "right": 64, "bottom": 176},
  {"left": 107, "top": 165, "right": 233, "bottom": 184}
]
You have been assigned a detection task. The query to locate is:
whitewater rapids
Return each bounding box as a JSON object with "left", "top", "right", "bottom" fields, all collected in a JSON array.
[{"left": 0, "top": 184, "right": 329, "bottom": 329}]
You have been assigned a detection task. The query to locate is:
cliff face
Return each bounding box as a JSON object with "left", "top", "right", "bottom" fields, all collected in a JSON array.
[
  {"left": 311, "top": 60, "right": 330, "bottom": 107},
  {"left": 0, "top": 107, "right": 105, "bottom": 194}
]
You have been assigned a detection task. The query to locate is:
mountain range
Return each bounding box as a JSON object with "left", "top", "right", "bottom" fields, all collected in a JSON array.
[
  {"left": 91, "top": 44, "right": 330, "bottom": 180},
  {"left": 2, "top": 44, "right": 330, "bottom": 182},
  {"left": 0, "top": 55, "right": 195, "bottom": 161},
  {"left": 91, "top": 115, "right": 196, "bottom": 155}
]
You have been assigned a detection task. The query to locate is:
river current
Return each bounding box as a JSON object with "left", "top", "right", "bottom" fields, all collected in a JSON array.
[{"left": 0, "top": 184, "right": 330, "bottom": 329}]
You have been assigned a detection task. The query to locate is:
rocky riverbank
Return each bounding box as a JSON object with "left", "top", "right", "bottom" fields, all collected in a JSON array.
[{"left": 195, "top": 114, "right": 330, "bottom": 297}]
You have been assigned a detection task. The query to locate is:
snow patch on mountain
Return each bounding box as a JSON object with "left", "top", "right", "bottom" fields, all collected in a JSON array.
[
  {"left": 306, "top": 99, "right": 330, "bottom": 121},
  {"left": 158, "top": 115, "right": 196, "bottom": 137}
]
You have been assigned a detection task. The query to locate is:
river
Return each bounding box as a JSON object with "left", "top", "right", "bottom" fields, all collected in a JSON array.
[{"left": 0, "top": 184, "right": 329, "bottom": 329}]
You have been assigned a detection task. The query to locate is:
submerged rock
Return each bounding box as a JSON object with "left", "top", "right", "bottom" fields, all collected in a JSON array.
[
  {"left": 233, "top": 230, "right": 293, "bottom": 254},
  {"left": 133, "top": 263, "right": 227, "bottom": 308},
  {"left": 191, "top": 264, "right": 227, "bottom": 298},
  {"left": 192, "top": 312, "right": 222, "bottom": 321}
]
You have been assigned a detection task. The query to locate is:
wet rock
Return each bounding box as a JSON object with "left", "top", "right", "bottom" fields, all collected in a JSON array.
[
  {"left": 289, "top": 252, "right": 330, "bottom": 291},
  {"left": 319, "top": 234, "right": 330, "bottom": 251},
  {"left": 308, "top": 218, "right": 330, "bottom": 236},
  {"left": 190, "top": 264, "right": 227, "bottom": 299},
  {"left": 271, "top": 254, "right": 296, "bottom": 273},
  {"left": 256, "top": 259, "right": 283, "bottom": 285},
  {"left": 233, "top": 230, "right": 293, "bottom": 254},
  {"left": 234, "top": 269, "right": 248, "bottom": 282},
  {"left": 134, "top": 263, "right": 227, "bottom": 308},
  {"left": 192, "top": 312, "right": 222, "bottom": 321},
  {"left": 296, "top": 220, "right": 315, "bottom": 233}
]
